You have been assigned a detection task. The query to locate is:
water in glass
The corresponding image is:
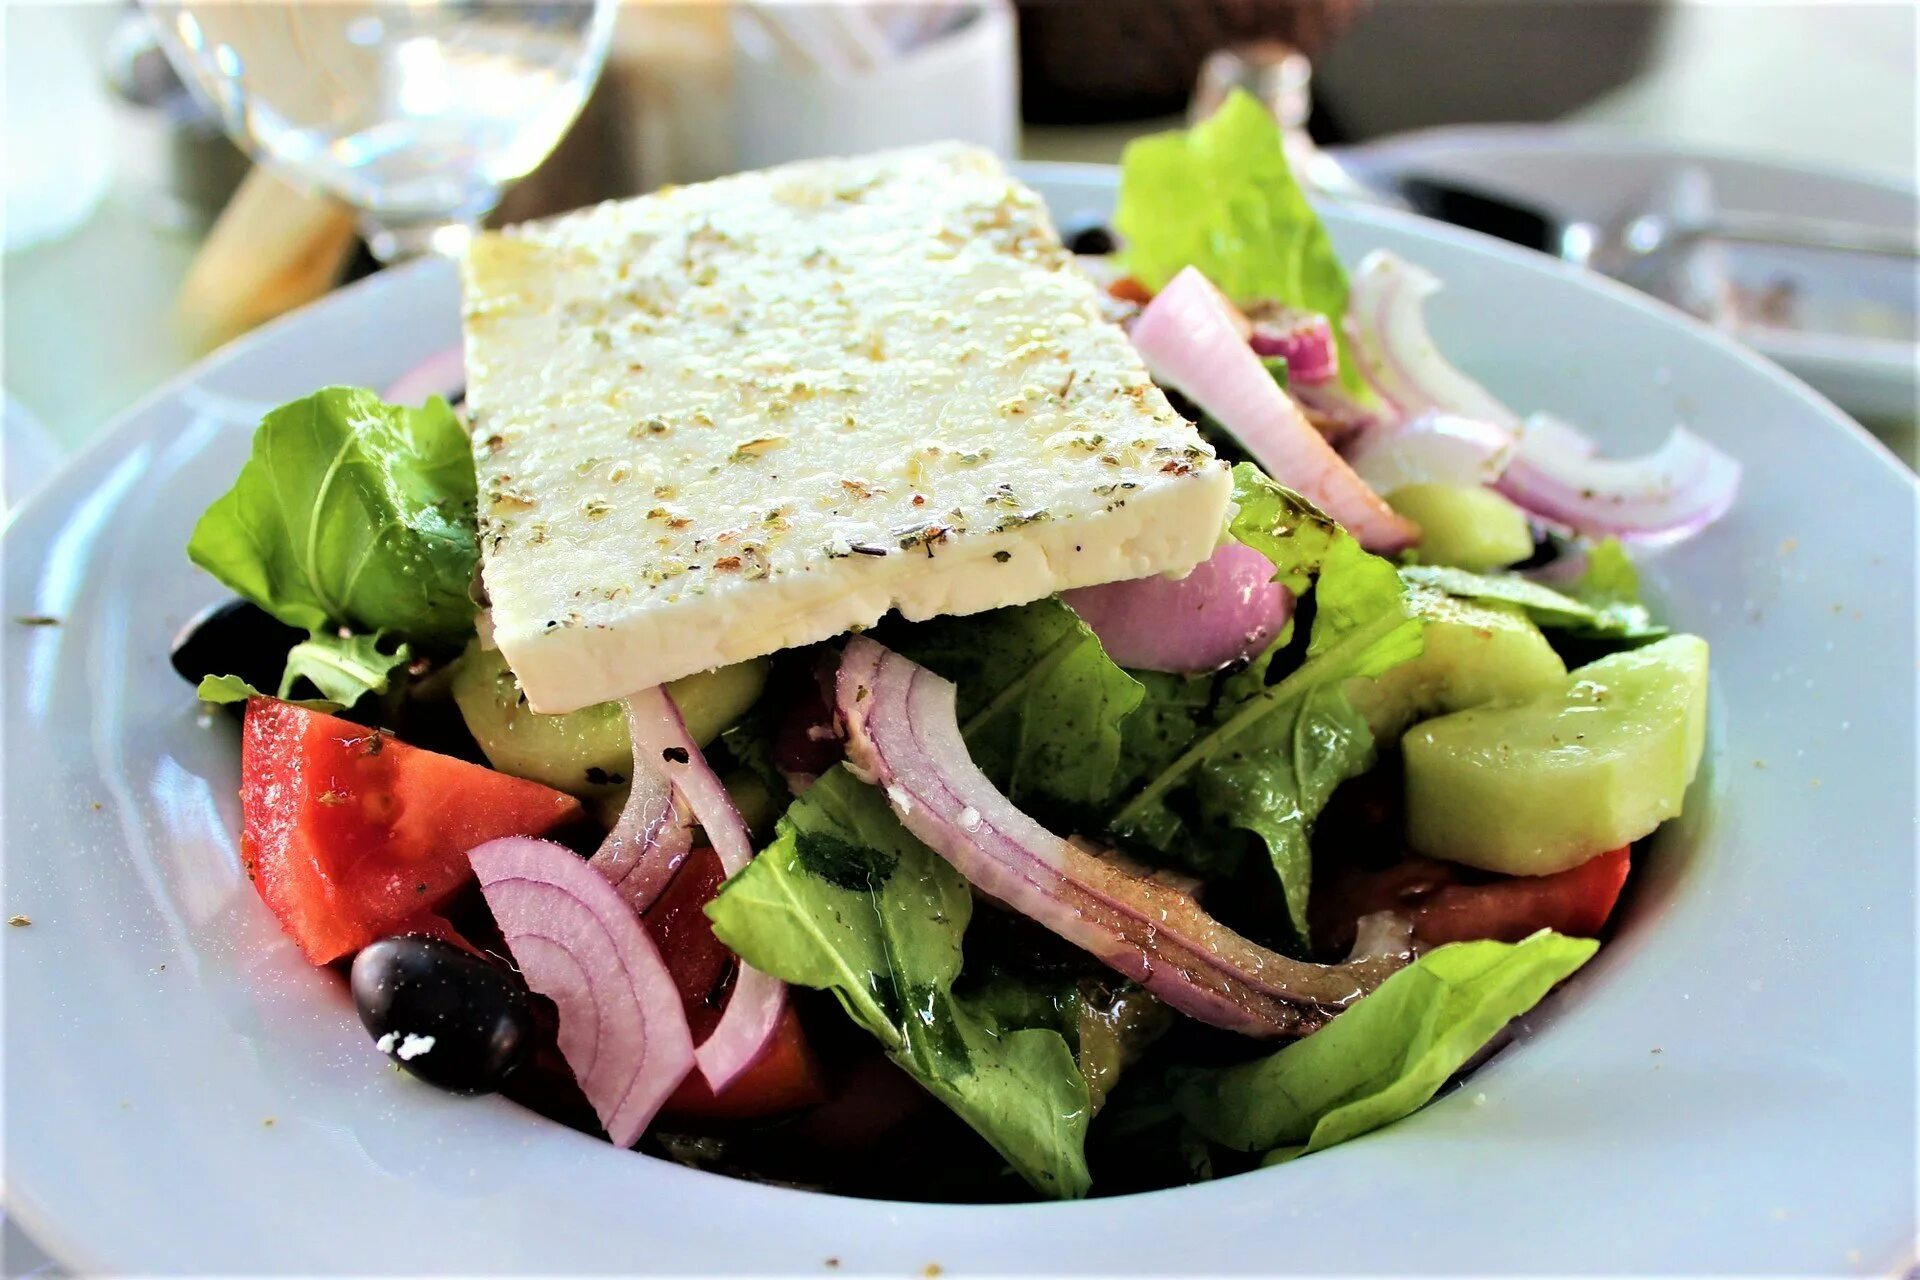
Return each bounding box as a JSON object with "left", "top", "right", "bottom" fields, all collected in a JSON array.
[{"left": 147, "top": 0, "right": 616, "bottom": 257}]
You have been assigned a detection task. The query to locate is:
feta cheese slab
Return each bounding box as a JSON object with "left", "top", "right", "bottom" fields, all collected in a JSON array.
[{"left": 463, "top": 143, "right": 1231, "bottom": 713}]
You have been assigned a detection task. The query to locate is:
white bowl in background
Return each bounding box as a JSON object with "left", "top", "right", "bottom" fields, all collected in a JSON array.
[{"left": 1332, "top": 126, "right": 1920, "bottom": 429}]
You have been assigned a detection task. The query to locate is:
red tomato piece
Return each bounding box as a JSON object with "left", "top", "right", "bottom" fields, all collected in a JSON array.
[
  {"left": 240, "top": 698, "right": 583, "bottom": 964},
  {"left": 1316, "top": 847, "right": 1633, "bottom": 951},
  {"left": 646, "top": 848, "right": 824, "bottom": 1121}
]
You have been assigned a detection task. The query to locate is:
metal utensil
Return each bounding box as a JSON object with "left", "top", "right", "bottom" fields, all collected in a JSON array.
[{"left": 1394, "top": 167, "right": 1918, "bottom": 267}]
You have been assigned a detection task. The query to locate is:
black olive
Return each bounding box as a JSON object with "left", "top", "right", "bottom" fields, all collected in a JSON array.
[
  {"left": 1065, "top": 223, "right": 1116, "bottom": 256},
  {"left": 170, "top": 599, "right": 304, "bottom": 692},
  {"left": 350, "top": 935, "right": 533, "bottom": 1095}
]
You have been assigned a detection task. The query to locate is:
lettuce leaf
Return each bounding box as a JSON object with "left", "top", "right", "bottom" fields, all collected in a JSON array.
[
  {"left": 281, "top": 632, "right": 412, "bottom": 705},
  {"left": 1561, "top": 537, "right": 1661, "bottom": 634},
  {"left": 706, "top": 768, "right": 1093, "bottom": 1198},
  {"left": 1114, "top": 90, "right": 1367, "bottom": 394},
  {"left": 195, "top": 632, "right": 410, "bottom": 712},
  {"left": 886, "top": 598, "right": 1144, "bottom": 823},
  {"left": 1400, "top": 560, "right": 1665, "bottom": 643},
  {"left": 195, "top": 674, "right": 337, "bottom": 712},
  {"left": 1108, "top": 466, "right": 1422, "bottom": 937},
  {"left": 1174, "top": 931, "right": 1598, "bottom": 1160},
  {"left": 187, "top": 388, "right": 478, "bottom": 649}
]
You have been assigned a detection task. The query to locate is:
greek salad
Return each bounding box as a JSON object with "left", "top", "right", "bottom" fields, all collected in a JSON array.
[{"left": 174, "top": 94, "right": 1732, "bottom": 1201}]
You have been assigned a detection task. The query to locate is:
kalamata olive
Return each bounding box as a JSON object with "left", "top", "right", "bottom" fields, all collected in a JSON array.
[
  {"left": 1065, "top": 223, "right": 1116, "bottom": 256},
  {"left": 170, "top": 598, "right": 304, "bottom": 692},
  {"left": 350, "top": 935, "right": 533, "bottom": 1094}
]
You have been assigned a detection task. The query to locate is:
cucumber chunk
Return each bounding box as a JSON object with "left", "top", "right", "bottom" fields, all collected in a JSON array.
[
  {"left": 1389, "top": 484, "right": 1535, "bottom": 572},
  {"left": 450, "top": 642, "right": 768, "bottom": 796},
  {"left": 1347, "top": 586, "right": 1567, "bottom": 741},
  {"left": 1404, "top": 634, "right": 1708, "bottom": 875}
]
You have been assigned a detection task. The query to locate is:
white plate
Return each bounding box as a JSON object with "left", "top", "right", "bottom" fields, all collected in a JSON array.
[
  {"left": 1333, "top": 126, "right": 1920, "bottom": 427},
  {"left": 4, "top": 168, "right": 1915, "bottom": 1274}
]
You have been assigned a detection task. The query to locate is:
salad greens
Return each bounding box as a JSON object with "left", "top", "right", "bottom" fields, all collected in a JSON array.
[
  {"left": 1114, "top": 90, "right": 1367, "bottom": 394},
  {"left": 1175, "top": 932, "right": 1598, "bottom": 1161},
  {"left": 183, "top": 91, "right": 1660, "bottom": 1205},
  {"left": 1107, "top": 466, "right": 1423, "bottom": 939},
  {"left": 188, "top": 388, "right": 477, "bottom": 706},
  {"left": 195, "top": 632, "right": 412, "bottom": 712},
  {"left": 706, "top": 768, "right": 1093, "bottom": 1197},
  {"left": 1401, "top": 555, "right": 1665, "bottom": 643},
  {"left": 886, "top": 597, "right": 1144, "bottom": 824}
]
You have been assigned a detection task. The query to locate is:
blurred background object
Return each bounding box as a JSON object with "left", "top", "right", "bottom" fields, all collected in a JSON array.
[
  {"left": 3, "top": 5, "right": 117, "bottom": 252},
  {"left": 728, "top": 0, "right": 1015, "bottom": 172},
  {"left": 101, "top": 13, "right": 249, "bottom": 230},
  {"left": 145, "top": 0, "right": 619, "bottom": 261},
  {"left": 1, "top": 0, "right": 1914, "bottom": 488},
  {"left": 1016, "top": 0, "right": 1367, "bottom": 123}
]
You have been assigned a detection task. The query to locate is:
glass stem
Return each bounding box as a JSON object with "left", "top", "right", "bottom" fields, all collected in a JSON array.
[{"left": 359, "top": 214, "right": 480, "bottom": 265}]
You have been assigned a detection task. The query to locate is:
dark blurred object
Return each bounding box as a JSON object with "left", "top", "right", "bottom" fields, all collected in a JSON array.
[
  {"left": 1397, "top": 174, "right": 1557, "bottom": 252},
  {"left": 1016, "top": 0, "right": 1365, "bottom": 123},
  {"left": 1313, "top": 0, "right": 1660, "bottom": 137}
]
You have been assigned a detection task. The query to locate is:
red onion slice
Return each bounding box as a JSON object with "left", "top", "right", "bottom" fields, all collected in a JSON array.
[
  {"left": 624, "top": 686, "right": 788, "bottom": 1093},
  {"left": 1245, "top": 306, "right": 1339, "bottom": 385},
  {"left": 1062, "top": 541, "right": 1293, "bottom": 674},
  {"left": 589, "top": 696, "right": 696, "bottom": 915},
  {"left": 383, "top": 345, "right": 466, "bottom": 407},
  {"left": 1496, "top": 420, "right": 1741, "bottom": 545},
  {"left": 1131, "top": 268, "right": 1418, "bottom": 553},
  {"left": 837, "top": 638, "right": 1409, "bottom": 1039},
  {"left": 1345, "top": 410, "right": 1517, "bottom": 495},
  {"left": 1292, "top": 380, "right": 1385, "bottom": 448},
  {"left": 1346, "top": 251, "right": 1522, "bottom": 430},
  {"left": 469, "top": 836, "right": 695, "bottom": 1147}
]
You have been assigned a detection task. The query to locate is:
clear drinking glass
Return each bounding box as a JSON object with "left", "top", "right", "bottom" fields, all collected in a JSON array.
[{"left": 145, "top": 0, "right": 617, "bottom": 261}]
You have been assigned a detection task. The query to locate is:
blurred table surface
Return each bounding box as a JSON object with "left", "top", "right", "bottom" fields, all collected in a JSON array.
[{"left": 6, "top": 3, "right": 1916, "bottom": 504}]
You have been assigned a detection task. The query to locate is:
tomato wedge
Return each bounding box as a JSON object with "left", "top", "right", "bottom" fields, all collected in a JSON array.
[
  {"left": 647, "top": 848, "right": 823, "bottom": 1121},
  {"left": 1315, "top": 847, "right": 1633, "bottom": 951},
  {"left": 240, "top": 698, "right": 583, "bottom": 963}
]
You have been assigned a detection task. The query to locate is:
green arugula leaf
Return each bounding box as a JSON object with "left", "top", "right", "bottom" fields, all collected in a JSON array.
[
  {"left": 1108, "top": 467, "right": 1422, "bottom": 937},
  {"left": 187, "top": 388, "right": 478, "bottom": 649},
  {"left": 1225, "top": 463, "right": 1342, "bottom": 596},
  {"left": 885, "top": 598, "right": 1144, "bottom": 822},
  {"left": 1174, "top": 931, "right": 1598, "bottom": 1160},
  {"left": 1114, "top": 90, "right": 1367, "bottom": 394},
  {"left": 1400, "top": 560, "right": 1665, "bottom": 642},
  {"left": 194, "top": 674, "right": 339, "bottom": 711},
  {"left": 707, "top": 768, "right": 1093, "bottom": 1198},
  {"left": 1561, "top": 537, "right": 1660, "bottom": 631},
  {"left": 1187, "top": 681, "right": 1377, "bottom": 939},
  {"left": 195, "top": 631, "right": 409, "bottom": 712},
  {"left": 280, "top": 632, "right": 411, "bottom": 707}
]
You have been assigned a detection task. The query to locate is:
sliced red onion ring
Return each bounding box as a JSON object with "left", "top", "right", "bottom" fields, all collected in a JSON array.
[
  {"left": 1131, "top": 268, "right": 1418, "bottom": 553},
  {"left": 1245, "top": 306, "right": 1339, "bottom": 385},
  {"left": 837, "top": 638, "right": 1409, "bottom": 1039},
  {"left": 383, "top": 345, "right": 466, "bottom": 407},
  {"left": 624, "top": 687, "right": 787, "bottom": 1093},
  {"left": 1062, "top": 541, "right": 1293, "bottom": 674},
  {"left": 588, "top": 694, "right": 695, "bottom": 915},
  {"left": 1520, "top": 411, "right": 1600, "bottom": 459},
  {"left": 1292, "top": 380, "right": 1385, "bottom": 448},
  {"left": 1345, "top": 410, "right": 1517, "bottom": 495},
  {"left": 1496, "top": 419, "right": 1741, "bottom": 545},
  {"left": 1346, "top": 251, "right": 1522, "bottom": 430},
  {"left": 469, "top": 835, "right": 695, "bottom": 1147}
]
